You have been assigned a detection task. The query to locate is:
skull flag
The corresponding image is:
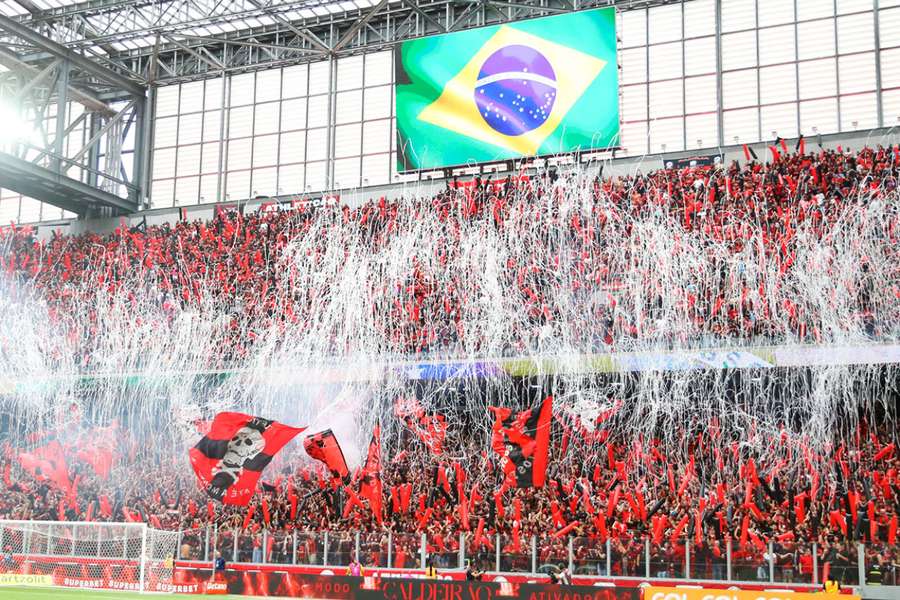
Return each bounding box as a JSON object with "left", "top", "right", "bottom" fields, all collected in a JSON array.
[
  {"left": 190, "top": 412, "right": 305, "bottom": 505},
  {"left": 303, "top": 429, "right": 350, "bottom": 482},
  {"left": 489, "top": 396, "right": 553, "bottom": 488}
]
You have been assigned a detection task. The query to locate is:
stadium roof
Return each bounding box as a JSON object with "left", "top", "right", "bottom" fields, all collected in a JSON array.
[{"left": 0, "top": 0, "right": 656, "bottom": 85}]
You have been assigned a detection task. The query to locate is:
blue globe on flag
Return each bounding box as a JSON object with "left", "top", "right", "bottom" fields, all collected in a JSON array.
[{"left": 474, "top": 45, "right": 557, "bottom": 136}]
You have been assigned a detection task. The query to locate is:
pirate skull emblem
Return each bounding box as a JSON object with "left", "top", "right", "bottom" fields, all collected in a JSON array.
[{"left": 223, "top": 426, "right": 265, "bottom": 465}]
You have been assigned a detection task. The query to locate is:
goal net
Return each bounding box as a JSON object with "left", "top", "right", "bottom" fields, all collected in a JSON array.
[{"left": 0, "top": 520, "right": 179, "bottom": 593}]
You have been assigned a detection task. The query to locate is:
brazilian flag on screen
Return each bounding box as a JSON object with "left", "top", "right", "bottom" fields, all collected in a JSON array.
[{"left": 395, "top": 8, "right": 618, "bottom": 171}]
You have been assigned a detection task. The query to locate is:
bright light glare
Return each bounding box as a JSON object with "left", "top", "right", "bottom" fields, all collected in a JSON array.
[{"left": 0, "top": 101, "right": 43, "bottom": 148}]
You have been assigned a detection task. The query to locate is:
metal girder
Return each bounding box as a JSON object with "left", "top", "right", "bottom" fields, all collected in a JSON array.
[
  {"left": 0, "top": 14, "right": 144, "bottom": 97},
  {"left": 0, "top": 47, "right": 110, "bottom": 113},
  {"left": 333, "top": 0, "right": 390, "bottom": 52}
]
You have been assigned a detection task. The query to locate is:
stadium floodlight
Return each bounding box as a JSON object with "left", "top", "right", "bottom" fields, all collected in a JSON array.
[
  {"left": 0, "top": 101, "right": 42, "bottom": 148},
  {"left": 0, "top": 520, "right": 179, "bottom": 594}
]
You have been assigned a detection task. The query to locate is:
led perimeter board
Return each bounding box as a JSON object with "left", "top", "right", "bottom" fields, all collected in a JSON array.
[{"left": 394, "top": 7, "right": 619, "bottom": 172}]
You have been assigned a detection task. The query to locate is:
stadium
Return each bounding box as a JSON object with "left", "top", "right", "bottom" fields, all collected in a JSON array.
[{"left": 0, "top": 0, "right": 898, "bottom": 598}]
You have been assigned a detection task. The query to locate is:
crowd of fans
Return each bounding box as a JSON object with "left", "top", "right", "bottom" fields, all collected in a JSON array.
[
  {"left": 0, "top": 145, "right": 898, "bottom": 585},
  {"left": 0, "top": 418, "right": 897, "bottom": 585},
  {"left": 0, "top": 145, "right": 898, "bottom": 363}
]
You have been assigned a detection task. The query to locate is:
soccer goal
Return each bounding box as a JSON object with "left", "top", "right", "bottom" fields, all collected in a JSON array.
[{"left": 0, "top": 520, "right": 180, "bottom": 593}]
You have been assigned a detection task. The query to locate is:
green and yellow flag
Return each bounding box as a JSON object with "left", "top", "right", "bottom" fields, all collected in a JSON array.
[{"left": 395, "top": 8, "right": 618, "bottom": 171}]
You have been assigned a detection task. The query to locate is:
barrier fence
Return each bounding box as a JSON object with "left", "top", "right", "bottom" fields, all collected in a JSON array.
[{"left": 175, "top": 527, "right": 898, "bottom": 587}]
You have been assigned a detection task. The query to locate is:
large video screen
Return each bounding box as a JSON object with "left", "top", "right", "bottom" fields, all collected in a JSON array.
[{"left": 395, "top": 8, "right": 619, "bottom": 172}]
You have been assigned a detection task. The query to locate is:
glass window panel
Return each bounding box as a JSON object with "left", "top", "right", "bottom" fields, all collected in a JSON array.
[
  {"left": 204, "top": 78, "right": 224, "bottom": 110},
  {"left": 881, "top": 88, "right": 900, "bottom": 123},
  {"left": 336, "top": 89, "right": 363, "bottom": 124},
  {"left": 151, "top": 178, "right": 175, "bottom": 207},
  {"left": 253, "top": 134, "right": 278, "bottom": 167},
  {"left": 179, "top": 81, "right": 204, "bottom": 114},
  {"left": 307, "top": 95, "right": 329, "bottom": 128},
  {"left": 156, "top": 86, "right": 179, "bottom": 117},
  {"left": 839, "top": 52, "right": 876, "bottom": 93},
  {"left": 838, "top": 0, "right": 873, "bottom": 14},
  {"left": 280, "top": 130, "right": 306, "bottom": 164},
  {"left": 309, "top": 61, "right": 331, "bottom": 95},
  {"left": 621, "top": 48, "right": 648, "bottom": 84},
  {"left": 305, "top": 161, "right": 327, "bottom": 191},
  {"left": 685, "top": 75, "right": 717, "bottom": 113},
  {"left": 649, "top": 117, "right": 684, "bottom": 152},
  {"left": 362, "top": 119, "right": 390, "bottom": 154},
  {"left": 880, "top": 8, "right": 900, "bottom": 47},
  {"left": 199, "top": 175, "right": 218, "bottom": 203},
  {"left": 798, "top": 0, "right": 833, "bottom": 20},
  {"left": 684, "top": 37, "right": 716, "bottom": 75},
  {"left": 649, "top": 42, "right": 682, "bottom": 81},
  {"left": 364, "top": 86, "right": 392, "bottom": 120},
  {"left": 203, "top": 110, "right": 223, "bottom": 142},
  {"left": 18, "top": 198, "right": 41, "bottom": 223},
  {"left": 361, "top": 154, "right": 390, "bottom": 186},
  {"left": 200, "top": 142, "right": 220, "bottom": 174},
  {"left": 174, "top": 176, "right": 199, "bottom": 205},
  {"left": 282, "top": 64, "right": 309, "bottom": 98},
  {"left": 228, "top": 106, "right": 254, "bottom": 138},
  {"left": 278, "top": 163, "right": 304, "bottom": 194},
  {"left": 759, "top": 25, "right": 796, "bottom": 65},
  {"left": 621, "top": 84, "right": 647, "bottom": 120},
  {"left": 227, "top": 138, "right": 252, "bottom": 170},
  {"left": 837, "top": 13, "right": 874, "bottom": 53},
  {"left": 255, "top": 69, "right": 282, "bottom": 104},
  {"left": 685, "top": 113, "right": 717, "bottom": 148},
  {"left": 254, "top": 102, "right": 280, "bottom": 135},
  {"left": 722, "top": 30, "right": 757, "bottom": 71},
  {"left": 178, "top": 144, "right": 201, "bottom": 176},
  {"left": 722, "top": 0, "right": 755, "bottom": 33},
  {"left": 684, "top": 0, "right": 715, "bottom": 36},
  {"left": 621, "top": 9, "right": 646, "bottom": 47},
  {"left": 649, "top": 80, "right": 683, "bottom": 117},
  {"left": 723, "top": 107, "right": 760, "bottom": 143},
  {"left": 280, "top": 98, "right": 307, "bottom": 132},
  {"left": 333, "top": 157, "right": 361, "bottom": 188},
  {"left": 800, "top": 97, "right": 839, "bottom": 133},
  {"left": 154, "top": 116, "right": 178, "bottom": 148},
  {"left": 178, "top": 112, "right": 202, "bottom": 145},
  {"left": 229, "top": 72, "right": 256, "bottom": 106},
  {"left": 648, "top": 4, "right": 682, "bottom": 44},
  {"left": 152, "top": 147, "right": 176, "bottom": 180},
  {"left": 760, "top": 64, "right": 797, "bottom": 103},
  {"left": 0, "top": 198, "right": 19, "bottom": 223},
  {"left": 882, "top": 0, "right": 900, "bottom": 7},
  {"left": 306, "top": 128, "right": 328, "bottom": 161},
  {"left": 337, "top": 55, "right": 364, "bottom": 91},
  {"left": 759, "top": 0, "right": 794, "bottom": 26},
  {"left": 760, "top": 102, "right": 798, "bottom": 138},
  {"left": 334, "top": 123, "right": 361, "bottom": 158},
  {"left": 797, "top": 20, "right": 836, "bottom": 60},
  {"left": 225, "top": 170, "right": 251, "bottom": 200},
  {"left": 723, "top": 69, "right": 758, "bottom": 108},
  {"left": 881, "top": 48, "right": 900, "bottom": 88},
  {"left": 365, "top": 51, "right": 393, "bottom": 87},
  {"left": 251, "top": 167, "right": 277, "bottom": 195},
  {"left": 840, "top": 93, "right": 878, "bottom": 129},
  {"left": 799, "top": 58, "right": 837, "bottom": 98},
  {"left": 621, "top": 121, "right": 648, "bottom": 155}
]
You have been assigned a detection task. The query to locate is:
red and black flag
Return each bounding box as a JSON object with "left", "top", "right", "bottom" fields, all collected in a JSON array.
[
  {"left": 359, "top": 425, "right": 383, "bottom": 523},
  {"left": 303, "top": 429, "right": 350, "bottom": 482},
  {"left": 489, "top": 396, "right": 553, "bottom": 488},
  {"left": 394, "top": 397, "right": 447, "bottom": 454},
  {"left": 189, "top": 412, "right": 304, "bottom": 506},
  {"left": 18, "top": 440, "right": 70, "bottom": 492}
]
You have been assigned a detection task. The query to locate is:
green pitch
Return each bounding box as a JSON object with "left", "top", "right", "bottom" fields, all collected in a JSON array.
[{"left": 0, "top": 587, "right": 255, "bottom": 599}]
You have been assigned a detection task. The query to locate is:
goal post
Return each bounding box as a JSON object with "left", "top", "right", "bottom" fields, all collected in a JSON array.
[{"left": 0, "top": 519, "right": 179, "bottom": 593}]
